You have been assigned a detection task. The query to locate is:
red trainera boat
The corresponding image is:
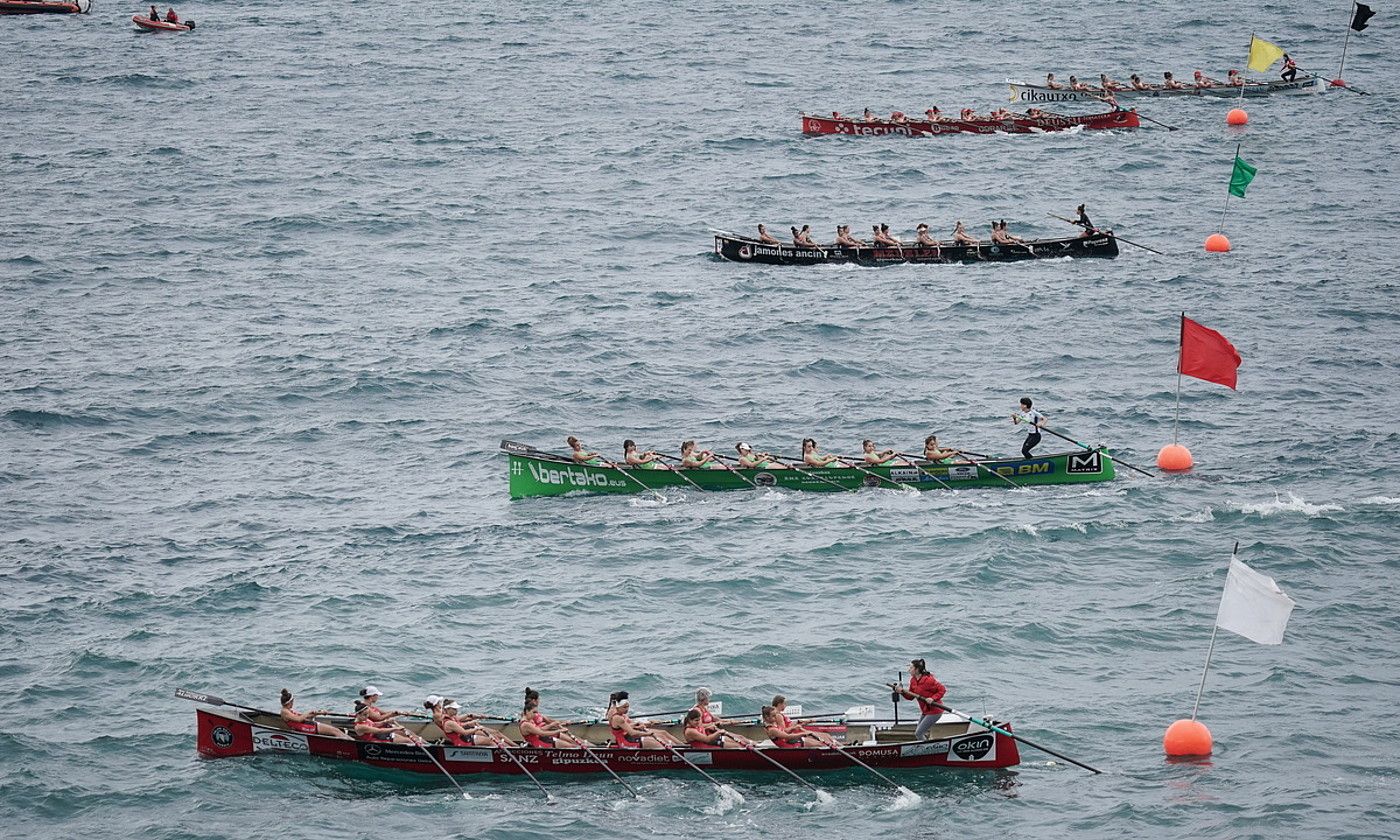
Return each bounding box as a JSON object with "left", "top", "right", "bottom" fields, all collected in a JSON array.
[
  {"left": 194, "top": 703, "right": 1020, "bottom": 779},
  {"left": 801, "top": 109, "right": 1139, "bottom": 136}
]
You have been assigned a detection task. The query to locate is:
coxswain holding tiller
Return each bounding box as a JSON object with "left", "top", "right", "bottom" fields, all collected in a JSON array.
[{"left": 888, "top": 658, "right": 948, "bottom": 739}]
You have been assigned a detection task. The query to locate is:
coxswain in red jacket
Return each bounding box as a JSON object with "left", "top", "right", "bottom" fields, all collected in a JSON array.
[
  {"left": 165, "top": 7, "right": 179, "bottom": 22},
  {"left": 889, "top": 658, "right": 947, "bottom": 739}
]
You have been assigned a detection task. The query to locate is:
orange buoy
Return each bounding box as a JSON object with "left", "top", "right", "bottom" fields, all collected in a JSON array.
[
  {"left": 1157, "top": 443, "right": 1193, "bottom": 471},
  {"left": 1226, "top": 108, "right": 1248, "bottom": 126},
  {"left": 1163, "top": 719, "right": 1213, "bottom": 756},
  {"left": 1204, "top": 233, "right": 1231, "bottom": 252}
]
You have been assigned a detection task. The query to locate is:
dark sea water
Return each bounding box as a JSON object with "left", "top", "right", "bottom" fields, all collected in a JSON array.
[{"left": 4, "top": 0, "right": 1399, "bottom": 837}]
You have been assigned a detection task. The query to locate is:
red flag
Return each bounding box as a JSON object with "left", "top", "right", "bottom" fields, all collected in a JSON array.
[{"left": 1179, "top": 315, "right": 1242, "bottom": 389}]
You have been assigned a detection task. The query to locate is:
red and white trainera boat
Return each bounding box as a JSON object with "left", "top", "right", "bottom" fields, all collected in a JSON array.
[
  {"left": 801, "top": 109, "right": 1139, "bottom": 136},
  {"left": 193, "top": 700, "right": 1020, "bottom": 778}
]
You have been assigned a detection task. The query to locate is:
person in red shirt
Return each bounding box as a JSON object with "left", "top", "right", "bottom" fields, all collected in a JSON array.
[
  {"left": 889, "top": 658, "right": 947, "bottom": 739},
  {"left": 164, "top": 7, "right": 178, "bottom": 22}
]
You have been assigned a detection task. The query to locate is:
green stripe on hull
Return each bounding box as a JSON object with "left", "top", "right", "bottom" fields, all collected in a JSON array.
[{"left": 507, "top": 449, "right": 1116, "bottom": 499}]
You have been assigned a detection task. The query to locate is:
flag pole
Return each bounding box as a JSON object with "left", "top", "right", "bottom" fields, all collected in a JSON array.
[
  {"left": 1191, "top": 541, "right": 1240, "bottom": 720},
  {"left": 1219, "top": 141, "right": 1241, "bottom": 232},
  {"left": 1173, "top": 313, "right": 1184, "bottom": 444},
  {"left": 1338, "top": 2, "right": 1354, "bottom": 80}
]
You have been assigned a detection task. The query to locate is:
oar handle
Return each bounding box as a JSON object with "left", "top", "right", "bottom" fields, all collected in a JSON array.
[{"left": 927, "top": 700, "right": 1102, "bottom": 774}]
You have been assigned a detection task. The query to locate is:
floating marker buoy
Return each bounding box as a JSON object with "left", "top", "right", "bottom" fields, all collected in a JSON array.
[
  {"left": 1226, "top": 108, "right": 1248, "bottom": 126},
  {"left": 1331, "top": 79, "right": 1347, "bottom": 87},
  {"left": 1157, "top": 443, "right": 1193, "bottom": 471},
  {"left": 1163, "top": 719, "right": 1213, "bottom": 756},
  {"left": 1204, "top": 233, "right": 1231, "bottom": 252}
]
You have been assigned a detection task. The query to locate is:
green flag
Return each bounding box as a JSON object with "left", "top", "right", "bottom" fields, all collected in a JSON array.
[{"left": 1229, "top": 155, "right": 1257, "bottom": 198}]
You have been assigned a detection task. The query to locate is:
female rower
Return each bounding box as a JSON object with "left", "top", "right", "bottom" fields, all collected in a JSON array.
[
  {"left": 959, "top": 107, "right": 977, "bottom": 120},
  {"left": 888, "top": 658, "right": 948, "bottom": 739},
  {"left": 1280, "top": 53, "right": 1298, "bottom": 82},
  {"left": 997, "top": 220, "right": 1027, "bottom": 245},
  {"left": 915, "top": 223, "right": 939, "bottom": 248},
  {"left": 757, "top": 223, "right": 780, "bottom": 245},
  {"left": 736, "top": 441, "right": 786, "bottom": 469},
  {"left": 834, "top": 225, "right": 862, "bottom": 248},
  {"left": 873, "top": 223, "right": 901, "bottom": 246},
  {"left": 924, "top": 106, "right": 944, "bottom": 121},
  {"left": 519, "top": 687, "right": 590, "bottom": 748},
  {"left": 683, "top": 709, "right": 727, "bottom": 748},
  {"left": 890, "top": 111, "right": 907, "bottom": 124},
  {"left": 1226, "top": 69, "right": 1244, "bottom": 87},
  {"left": 1162, "top": 71, "right": 1185, "bottom": 89},
  {"left": 1192, "top": 69, "right": 1216, "bottom": 88},
  {"left": 607, "top": 691, "right": 680, "bottom": 749},
  {"left": 952, "top": 220, "right": 979, "bottom": 246},
  {"left": 1069, "top": 75, "right": 1091, "bottom": 92},
  {"left": 1044, "top": 72, "right": 1062, "bottom": 90},
  {"left": 689, "top": 687, "right": 752, "bottom": 749},
  {"left": 862, "top": 439, "right": 906, "bottom": 466},
  {"left": 1129, "top": 73, "right": 1151, "bottom": 91},
  {"left": 765, "top": 696, "right": 840, "bottom": 748},
  {"left": 801, "top": 438, "right": 841, "bottom": 468},
  {"left": 922, "top": 434, "right": 964, "bottom": 464},
  {"left": 439, "top": 699, "right": 517, "bottom": 747},
  {"left": 796, "top": 224, "right": 819, "bottom": 247},
  {"left": 623, "top": 439, "right": 663, "bottom": 469},
  {"left": 353, "top": 701, "right": 422, "bottom": 744},
  {"left": 567, "top": 436, "right": 604, "bottom": 465},
  {"left": 1099, "top": 73, "right": 1125, "bottom": 91},
  {"left": 680, "top": 440, "right": 723, "bottom": 469},
  {"left": 358, "top": 685, "right": 408, "bottom": 724},
  {"left": 279, "top": 689, "right": 347, "bottom": 738}
]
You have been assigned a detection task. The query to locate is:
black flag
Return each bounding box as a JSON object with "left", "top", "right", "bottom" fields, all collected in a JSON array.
[{"left": 1351, "top": 2, "right": 1376, "bottom": 31}]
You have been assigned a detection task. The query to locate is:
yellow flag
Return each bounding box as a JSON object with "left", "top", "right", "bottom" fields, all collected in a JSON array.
[{"left": 1247, "top": 35, "right": 1285, "bottom": 72}]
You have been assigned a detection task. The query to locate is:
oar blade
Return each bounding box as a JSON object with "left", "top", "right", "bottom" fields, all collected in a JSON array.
[
  {"left": 499, "top": 439, "right": 539, "bottom": 454},
  {"left": 175, "top": 687, "right": 223, "bottom": 706}
]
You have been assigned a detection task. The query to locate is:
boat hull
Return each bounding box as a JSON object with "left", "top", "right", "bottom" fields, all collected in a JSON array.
[
  {"left": 0, "top": 0, "right": 89, "bottom": 12},
  {"left": 713, "top": 231, "right": 1119, "bottom": 265},
  {"left": 507, "top": 447, "right": 1116, "bottom": 499},
  {"left": 196, "top": 707, "right": 1020, "bottom": 775},
  {"left": 132, "top": 13, "right": 190, "bottom": 30},
  {"left": 1007, "top": 74, "right": 1323, "bottom": 103},
  {"left": 801, "top": 110, "right": 1139, "bottom": 136}
]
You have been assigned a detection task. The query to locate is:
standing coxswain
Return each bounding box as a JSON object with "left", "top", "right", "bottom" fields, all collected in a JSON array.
[
  {"left": 1074, "top": 203, "right": 1095, "bottom": 237},
  {"left": 1280, "top": 53, "right": 1298, "bottom": 82},
  {"left": 1012, "top": 397, "right": 1048, "bottom": 458},
  {"left": 888, "top": 658, "right": 948, "bottom": 740}
]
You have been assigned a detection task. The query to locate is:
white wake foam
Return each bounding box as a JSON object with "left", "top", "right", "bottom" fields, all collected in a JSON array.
[{"left": 1238, "top": 492, "right": 1342, "bottom": 518}]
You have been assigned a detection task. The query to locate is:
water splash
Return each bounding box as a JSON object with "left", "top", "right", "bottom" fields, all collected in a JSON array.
[
  {"left": 703, "top": 784, "right": 745, "bottom": 814},
  {"left": 804, "top": 789, "right": 836, "bottom": 809},
  {"left": 885, "top": 786, "right": 922, "bottom": 810},
  {"left": 1237, "top": 492, "right": 1342, "bottom": 518}
]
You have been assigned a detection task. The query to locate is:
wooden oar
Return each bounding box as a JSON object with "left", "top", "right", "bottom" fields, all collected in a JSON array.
[
  {"left": 558, "top": 731, "right": 640, "bottom": 799},
  {"left": 646, "top": 452, "right": 706, "bottom": 492},
  {"left": 672, "top": 450, "right": 761, "bottom": 490},
  {"left": 924, "top": 698, "right": 1102, "bottom": 774},
  {"left": 1038, "top": 425, "right": 1156, "bottom": 478},
  {"left": 1133, "top": 110, "right": 1180, "bottom": 131},
  {"left": 486, "top": 732, "right": 556, "bottom": 803},
  {"left": 825, "top": 741, "right": 914, "bottom": 794},
  {"left": 723, "top": 731, "right": 828, "bottom": 796},
  {"left": 1045, "top": 213, "right": 1166, "bottom": 255},
  {"left": 413, "top": 738, "right": 473, "bottom": 800},
  {"left": 832, "top": 456, "right": 919, "bottom": 491},
  {"left": 657, "top": 741, "right": 742, "bottom": 797},
  {"left": 755, "top": 453, "right": 859, "bottom": 493}
]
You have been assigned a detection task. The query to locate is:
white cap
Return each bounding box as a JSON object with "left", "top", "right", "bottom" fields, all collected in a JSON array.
[
  {"left": 425, "top": 694, "right": 443, "bottom": 706},
  {"left": 737, "top": 442, "right": 752, "bottom": 452},
  {"left": 616, "top": 696, "right": 630, "bottom": 707},
  {"left": 361, "top": 685, "right": 382, "bottom": 698},
  {"left": 445, "top": 701, "right": 461, "bottom": 711}
]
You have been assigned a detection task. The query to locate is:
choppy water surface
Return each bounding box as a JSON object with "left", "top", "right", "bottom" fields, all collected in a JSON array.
[{"left": 3, "top": 0, "right": 1399, "bottom": 837}]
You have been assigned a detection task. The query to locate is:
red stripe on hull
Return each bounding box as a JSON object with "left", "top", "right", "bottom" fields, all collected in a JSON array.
[{"left": 801, "top": 111, "right": 1138, "bottom": 136}]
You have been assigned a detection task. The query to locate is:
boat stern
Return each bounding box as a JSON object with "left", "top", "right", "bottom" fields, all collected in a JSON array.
[{"left": 196, "top": 707, "right": 255, "bottom": 758}]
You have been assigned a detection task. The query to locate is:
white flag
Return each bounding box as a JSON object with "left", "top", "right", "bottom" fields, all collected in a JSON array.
[{"left": 1215, "top": 557, "right": 1296, "bottom": 644}]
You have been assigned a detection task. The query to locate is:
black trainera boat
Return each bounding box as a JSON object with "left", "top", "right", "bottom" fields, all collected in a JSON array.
[{"left": 713, "top": 230, "right": 1118, "bottom": 265}]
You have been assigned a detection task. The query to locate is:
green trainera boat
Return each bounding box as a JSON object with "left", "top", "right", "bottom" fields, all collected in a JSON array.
[{"left": 504, "top": 441, "right": 1117, "bottom": 499}]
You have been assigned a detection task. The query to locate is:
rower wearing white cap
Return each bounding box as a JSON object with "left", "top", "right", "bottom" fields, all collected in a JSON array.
[
  {"left": 607, "top": 691, "right": 681, "bottom": 749},
  {"left": 279, "top": 688, "right": 348, "bottom": 738},
  {"left": 735, "top": 441, "right": 787, "bottom": 469},
  {"left": 438, "top": 699, "right": 518, "bottom": 747},
  {"left": 358, "top": 685, "right": 408, "bottom": 724}
]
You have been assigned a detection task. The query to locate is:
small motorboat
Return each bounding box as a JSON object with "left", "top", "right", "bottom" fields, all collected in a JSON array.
[{"left": 132, "top": 12, "right": 192, "bottom": 30}]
